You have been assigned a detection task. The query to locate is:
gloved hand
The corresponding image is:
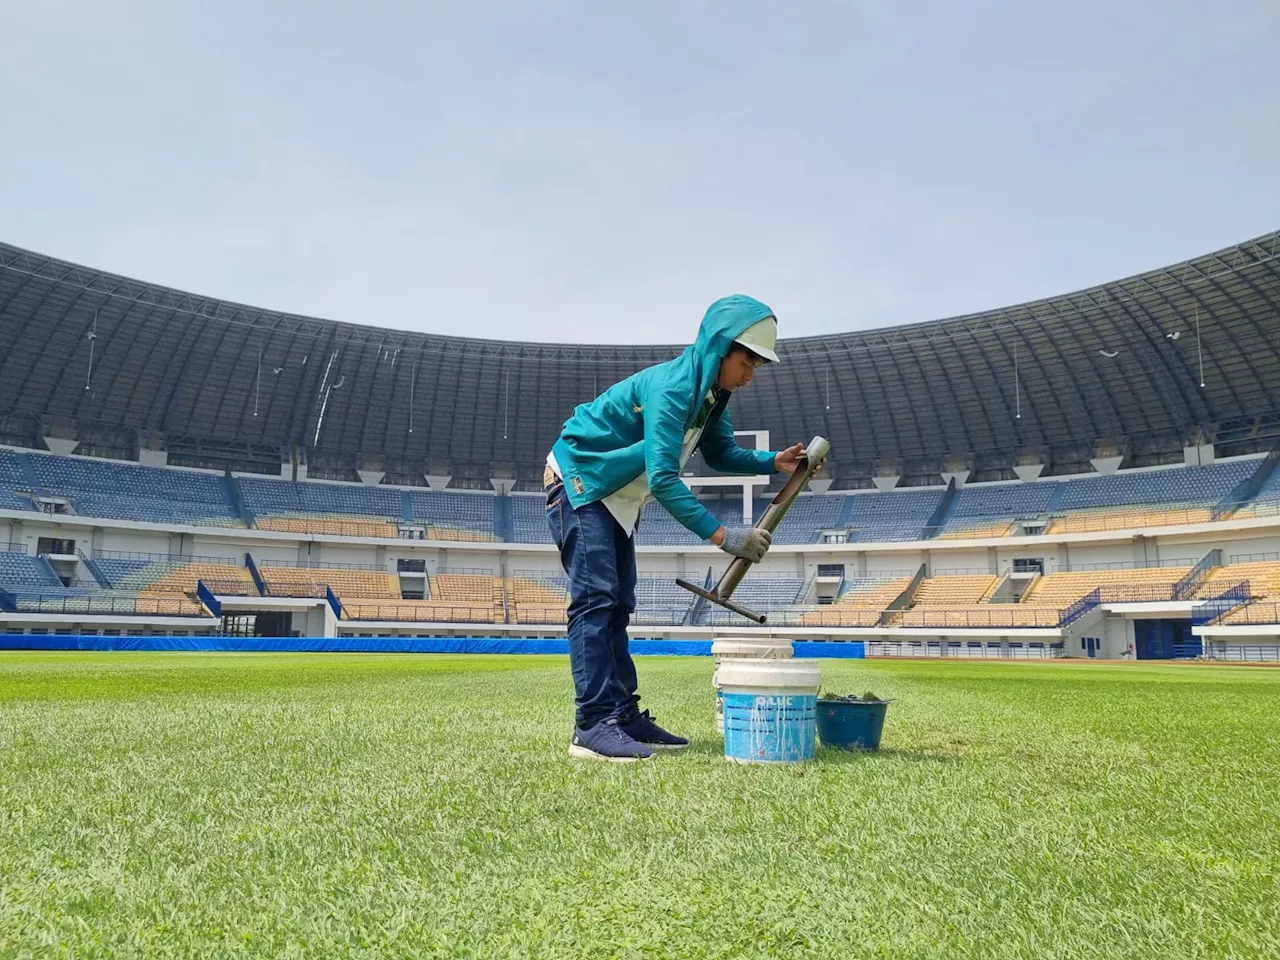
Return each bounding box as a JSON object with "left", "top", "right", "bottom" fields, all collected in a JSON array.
[{"left": 719, "top": 527, "right": 772, "bottom": 563}]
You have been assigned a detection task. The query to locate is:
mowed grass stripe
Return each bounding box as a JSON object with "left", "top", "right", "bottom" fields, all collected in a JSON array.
[{"left": 0, "top": 653, "right": 1276, "bottom": 959}]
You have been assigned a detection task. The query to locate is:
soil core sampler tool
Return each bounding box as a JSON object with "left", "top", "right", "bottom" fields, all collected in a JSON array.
[{"left": 677, "top": 436, "right": 831, "bottom": 623}]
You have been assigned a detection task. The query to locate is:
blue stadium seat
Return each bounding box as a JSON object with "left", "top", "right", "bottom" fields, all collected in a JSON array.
[
  {"left": 844, "top": 488, "right": 943, "bottom": 542},
  {"left": 950, "top": 483, "right": 1057, "bottom": 518},
  {"left": 22, "top": 453, "right": 239, "bottom": 526},
  {"left": 0, "top": 451, "right": 1269, "bottom": 546},
  {"left": 239, "top": 477, "right": 401, "bottom": 517},
  {"left": 1055, "top": 461, "right": 1253, "bottom": 510},
  {"left": 1252, "top": 467, "right": 1280, "bottom": 503},
  {"left": 0, "top": 550, "right": 63, "bottom": 587},
  {"left": 510, "top": 494, "right": 554, "bottom": 543},
  {"left": 408, "top": 490, "right": 495, "bottom": 534}
]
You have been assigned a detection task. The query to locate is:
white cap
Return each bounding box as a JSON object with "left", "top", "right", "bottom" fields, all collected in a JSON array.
[{"left": 733, "top": 316, "right": 779, "bottom": 363}]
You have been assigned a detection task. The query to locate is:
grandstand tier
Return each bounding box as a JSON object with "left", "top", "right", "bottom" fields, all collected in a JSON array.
[{"left": 4, "top": 450, "right": 1277, "bottom": 546}]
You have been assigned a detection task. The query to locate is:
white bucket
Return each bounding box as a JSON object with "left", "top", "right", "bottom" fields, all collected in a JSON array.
[
  {"left": 719, "top": 659, "right": 822, "bottom": 764},
  {"left": 711, "top": 637, "right": 793, "bottom": 733}
]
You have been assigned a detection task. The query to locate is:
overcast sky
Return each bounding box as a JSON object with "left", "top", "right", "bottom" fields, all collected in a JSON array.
[{"left": 2, "top": 1, "right": 1277, "bottom": 344}]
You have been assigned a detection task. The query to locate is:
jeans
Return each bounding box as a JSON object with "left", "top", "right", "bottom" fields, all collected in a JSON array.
[{"left": 545, "top": 478, "right": 640, "bottom": 729}]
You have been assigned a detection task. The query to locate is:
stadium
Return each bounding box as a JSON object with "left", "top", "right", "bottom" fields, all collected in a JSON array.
[
  {"left": 1, "top": 232, "right": 1279, "bottom": 659},
  {"left": 3, "top": 233, "right": 1280, "bottom": 959}
]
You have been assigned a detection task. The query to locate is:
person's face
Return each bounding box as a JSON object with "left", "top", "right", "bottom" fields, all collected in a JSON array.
[{"left": 716, "top": 348, "right": 768, "bottom": 391}]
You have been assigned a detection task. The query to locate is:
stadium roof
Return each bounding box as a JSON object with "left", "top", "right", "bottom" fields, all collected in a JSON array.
[{"left": 1, "top": 231, "right": 1278, "bottom": 487}]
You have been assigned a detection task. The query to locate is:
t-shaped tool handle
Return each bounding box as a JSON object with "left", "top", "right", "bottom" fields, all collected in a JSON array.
[{"left": 677, "top": 435, "right": 831, "bottom": 623}]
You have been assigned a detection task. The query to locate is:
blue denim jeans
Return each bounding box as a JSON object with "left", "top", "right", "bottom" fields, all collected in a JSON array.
[{"left": 545, "top": 478, "right": 640, "bottom": 729}]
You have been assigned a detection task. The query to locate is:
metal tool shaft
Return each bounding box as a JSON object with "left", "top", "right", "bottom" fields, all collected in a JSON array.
[
  {"left": 677, "top": 435, "right": 831, "bottom": 622},
  {"left": 674, "top": 577, "right": 768, "bottom": 623}
]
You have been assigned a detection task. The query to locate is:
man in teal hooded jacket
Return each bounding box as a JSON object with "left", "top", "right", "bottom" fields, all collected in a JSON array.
[{"left": 545, "top": 295, "right": 808, "bottom": 762}]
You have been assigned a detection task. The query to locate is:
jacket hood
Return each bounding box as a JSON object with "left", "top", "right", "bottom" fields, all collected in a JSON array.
[{"left": 688, "top": 294, "right": 775, "bottom": 399}]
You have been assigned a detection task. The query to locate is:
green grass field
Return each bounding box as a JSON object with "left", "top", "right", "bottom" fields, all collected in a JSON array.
[{"left": 1, "top": 653, "right": 1277, "bottom": 959}]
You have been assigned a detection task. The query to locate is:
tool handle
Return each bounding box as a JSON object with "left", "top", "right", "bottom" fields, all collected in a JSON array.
[
  {"left": 711, "top": 436, "right": 830, "bottom": 602},
  {"left": 675, "top": 578, "right": 768, "bottom": 624}
]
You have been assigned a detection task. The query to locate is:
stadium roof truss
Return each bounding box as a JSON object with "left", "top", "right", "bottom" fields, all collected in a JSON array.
[{"left": 1, "top": 232, "right": 1277, "bottom": 486}]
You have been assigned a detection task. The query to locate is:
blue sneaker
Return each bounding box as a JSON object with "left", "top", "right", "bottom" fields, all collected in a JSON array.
[
  {"left": 621, "top": 710, "right": 689, "bottom": 750},
  {"left": 569, "top": 717, "right": 655, "bottom": 763}
]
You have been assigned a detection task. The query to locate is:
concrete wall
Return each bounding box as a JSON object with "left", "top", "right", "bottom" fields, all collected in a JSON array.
[
  {"left": 929, "top": 550, "right": 989, "bottom": 573},
  {"left": 98, "top": 528, "right": 172, "bottom": 554},
  {"left": 865, "top": 552, "right": 923, "bottom": 577},
  {"left": 509, "top": 556, "right": 567, "bottom": 578},
  {"left": 1222, "top": 535, "right": 1280, "bottom": 561},
  {"left": 188, "top": 539, "right": 256, "bottom": 563},
  {"left": 1053, "top": 543, "right": 1128, "bottom": 570},
  {"left": 303, "top": 543, "right": 379, "bottom": 566},
  {"left": 295, "top": 606, "right": 330, "bottom": 637},
  {"left": 1102, "top": 615, "right": 1135, "bottom": 659},
  {"left": 247, "top": 542, "right": 308, "bottom": 565}
]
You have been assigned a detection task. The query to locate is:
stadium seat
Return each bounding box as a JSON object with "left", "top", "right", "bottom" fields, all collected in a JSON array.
[
  {"left": 0, "top": 451, "right": 1272, "bottom": 547},
  {"left": 258, "top": 566, "right": 400, "bottom": 600},
  {"left": 1020, "top": 566, "right": 1190, "bottom": 605},
  {"left": 797, "top": 577, "right": 911, "bottom": 626},
  {"left": 0, "top": 550, "right": 63, "bottom": 587},
  {"left": 19, "top": 452, "right": 241, "bottom": 527},
  {"left": 911, "top": 575, "right": 1001, "bottom": 605}
]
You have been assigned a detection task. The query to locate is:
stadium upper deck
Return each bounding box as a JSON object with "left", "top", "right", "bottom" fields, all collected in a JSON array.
[{"left": 1, "top": 232, "right": 1278, "bottom": 488}]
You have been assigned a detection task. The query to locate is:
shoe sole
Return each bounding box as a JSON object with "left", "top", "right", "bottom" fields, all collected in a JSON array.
[
  {"left": 568, "top": 743, "right": 655, "bottom": 763},
  {"left": 645, "top": 742, "right": 689, "bottom": 751}
]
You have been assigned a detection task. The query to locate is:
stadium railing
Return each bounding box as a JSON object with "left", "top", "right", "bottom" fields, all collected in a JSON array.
[
  {"left": 867, "top": 640, "right": 1066, "bottom": 659},
  {"left": 340, "top": 601, "right": 499, "bottom": 623},
  {"left": 1216, "top": 600, "right": 1280, "bottom": 626},
  {"left": 5, "top": 592, "right": 206, "bottom": 616},
  {"left": 252, "top": 515, "right": 405, "bottom": 539},
  {"left": 880, "top": 607, "right": 1062, "bottom": 628},
  {"left": 1060, "top": 557, "right": 1200, "bottom": 572},
  {"left": 1204, "top": 642, "right": 1280, "bottom": 662},
  {"left": 1053, "top": 583, "right": 1184, "bottom": 626},
  {"left": 1049, "top": 499, "right": 1280, "bottom": 534},
  {"left": 280, "top": 559, "right": 385, "bottom": 571},
  {"left": 1058, "top": 588, "right": 1102, "bottom": 626},
  {"left": 1226, "top": 550, "right": 1280, "bottom": 564},
  {"left": 93, "top": 550, "right": 239, "bottom": 565},
  {"left": 1229, "top": 500, "right": 1280, "bottom": 521},
  {"left": 1173, "top": 549, "right": 1222, "bottom": 599},
  {"left": 1191, "top": 581, "right": 1253, "bottom": 626}
]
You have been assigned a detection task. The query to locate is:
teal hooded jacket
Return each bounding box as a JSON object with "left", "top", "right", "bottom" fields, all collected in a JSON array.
[{"left": 551, "top": 295, "right": 779, "bottom": 540}]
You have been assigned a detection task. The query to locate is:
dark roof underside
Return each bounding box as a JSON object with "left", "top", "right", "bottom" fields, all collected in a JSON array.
[{"left": 1, "top": 232, "right": 1278, "bottom": 487}]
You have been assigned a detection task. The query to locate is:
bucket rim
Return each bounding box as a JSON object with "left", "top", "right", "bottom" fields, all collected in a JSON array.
[{"left": 717, "top": 660, "right": 822, "bottom": 681}]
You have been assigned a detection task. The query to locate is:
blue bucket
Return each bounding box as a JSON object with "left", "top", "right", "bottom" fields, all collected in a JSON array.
[
  {"left": 719, "top": 659, "right": 821, "bottom": 764},
  {"left": 815, "top": 697, "right": 893, "bottom": 750}
]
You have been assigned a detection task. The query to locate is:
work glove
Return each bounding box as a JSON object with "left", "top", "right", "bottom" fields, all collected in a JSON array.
[{"left": 719, "top": 527, "right": 772, "bottom": 563}]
